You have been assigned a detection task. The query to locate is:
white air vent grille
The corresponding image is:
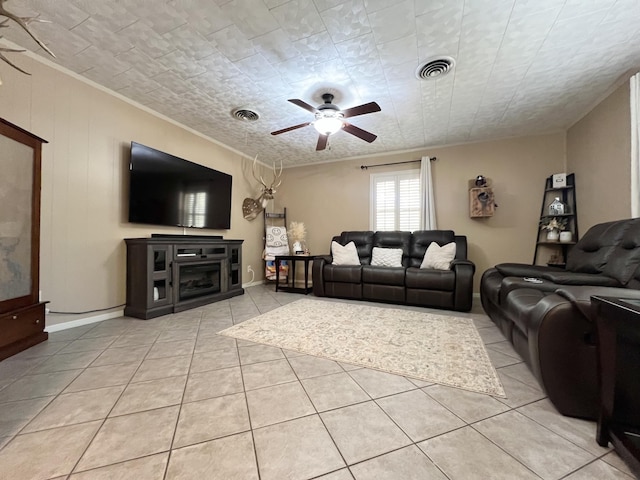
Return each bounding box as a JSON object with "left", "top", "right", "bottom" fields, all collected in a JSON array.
[
  {"left": 233, "top": 108, "right": 260, "bottom": 121},
  {"left": 416, "top": 57, "right": 455, "bottom": 80}
]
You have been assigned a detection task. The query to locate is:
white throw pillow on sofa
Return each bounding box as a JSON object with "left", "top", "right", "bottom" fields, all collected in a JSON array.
[
  {"left": 420, "top": 242, "right": 456, "bottom": 270},
  {"left": 371, "top": 247, "right": 403, "bottom": 267},
  {"left": 331, "top": 241, "right": 361, "bottom": 265}
]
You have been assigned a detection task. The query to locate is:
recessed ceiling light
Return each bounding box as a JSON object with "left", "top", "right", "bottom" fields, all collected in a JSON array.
[
  {"left": 232, "top": 108, "right": 260, "bottom": 121},
  {"left": 415, "top": 56, "right": 456, "bottom": 80}
]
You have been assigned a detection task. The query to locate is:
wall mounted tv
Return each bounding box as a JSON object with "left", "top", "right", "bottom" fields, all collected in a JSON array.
[{"left": 128, "top": 142, "right": 232, "bottom": 230}]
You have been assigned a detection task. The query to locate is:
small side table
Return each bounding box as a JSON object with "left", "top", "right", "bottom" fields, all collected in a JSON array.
[
  {"left": 592, "top": 295, "right": 640, "bottom": 478},
  {"left": 275, "top": 255, "right": 316, "bottom": 294}
]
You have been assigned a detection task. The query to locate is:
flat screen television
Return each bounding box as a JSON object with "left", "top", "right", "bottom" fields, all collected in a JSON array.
[{"left": 128, "top": 142, "right": 232, "bottom": 230}]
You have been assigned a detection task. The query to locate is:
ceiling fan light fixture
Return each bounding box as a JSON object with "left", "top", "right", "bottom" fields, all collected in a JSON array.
[
  {"left": 313, "top": 116, "right": 343, "bottom": 135},
  {"left": 271, "top": 94, "right": 380, "bottom": 149}
]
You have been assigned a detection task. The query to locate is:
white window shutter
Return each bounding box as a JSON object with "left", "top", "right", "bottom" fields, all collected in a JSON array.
[
  {"left": 371, "top": 170, "right": 422, "bottom": 231},
  {"left": 376, "top": 179, "right": 396, "bottom": 231},
  {"left": 398, "top": 176, "right": 420, "bottom": 231}
]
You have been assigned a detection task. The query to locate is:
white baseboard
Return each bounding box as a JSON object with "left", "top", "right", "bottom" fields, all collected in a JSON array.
[
  {"left": 45, "top": 310, "right": 125, "bottom": 332},
  {"left": 45, "top": 283, "right": 265, "bottom": 332}
]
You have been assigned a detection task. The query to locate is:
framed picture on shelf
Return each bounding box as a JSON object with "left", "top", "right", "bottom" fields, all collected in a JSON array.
[{"left": 552, "top": 173, "right": 567, "bottom": 188}]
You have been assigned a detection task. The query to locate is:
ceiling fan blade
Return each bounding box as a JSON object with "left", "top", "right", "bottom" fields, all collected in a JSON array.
[
  {"left": 288, "top": 99, "right": 318, "bottom": 113},
  {"left": 316, "top": 134, "right": 329, "bottom": 151},
  {"left": 271, "top": 122, "right": 311, "bottom": 136},
  {"left": 341, "top": 102, "right": 381, "bottom": 118},
  {"left": 342, "top": 122, "right": 377, "bottom": 143}
]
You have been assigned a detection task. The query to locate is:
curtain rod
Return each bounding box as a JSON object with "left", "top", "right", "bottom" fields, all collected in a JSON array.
[{"left": 360, "top": 157, "right": 436, "bottom": 170}]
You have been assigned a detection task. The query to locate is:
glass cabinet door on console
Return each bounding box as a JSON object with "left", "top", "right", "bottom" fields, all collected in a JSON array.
[
  {"left": 149, "top": 245, "right": 172, "bottom": 308},
  {"left": 229, "top": 246, "right": 242, "bottom": 289}
]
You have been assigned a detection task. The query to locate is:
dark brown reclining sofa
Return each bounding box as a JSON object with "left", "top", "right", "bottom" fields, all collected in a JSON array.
[
  {"left": 481, "top": 218, "right": 640, "bottom": 419},
  {"left": 312, "top": 230, "right": 475, "bottom": 311}
]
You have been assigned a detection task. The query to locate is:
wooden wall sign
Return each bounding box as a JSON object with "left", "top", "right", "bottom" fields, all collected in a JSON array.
[{"left": 469, "top": 187, "right": 495, "bottom": 218}]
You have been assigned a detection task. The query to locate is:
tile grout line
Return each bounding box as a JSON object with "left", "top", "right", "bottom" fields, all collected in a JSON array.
[
  {"left": 5, "top": 325, "right": 146, "bottom": 475},
  {"left": 162, "top": 309, "right": 203, "bottom": 480},
  {"left": 5, "top": 323, "right": 128, "bottom": 443},
  {"left": 57, "top": 312, "right": 197, "bottom": 475},
  {"left": 277, "top": 346, "right": 500, "bottom": 475},
  {"left": 281, "top": 345, "right": 352, "bottom": 476},
  {"left": 0, "top": 286, "right": 622, "bottom": 479},
  {"left": 364, "top": 388, "right": 457, "bottom": 479},
  {"left": 233, "top": 307, "right": 263, "bottom": 480},
  {"left": 65, "top": 318, "right": 171, "bottom": 476}
]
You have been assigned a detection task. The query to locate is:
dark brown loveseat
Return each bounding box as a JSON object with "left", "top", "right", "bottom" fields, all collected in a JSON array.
[
  {"left": 312, "top": 230, "right": 475, "bottom": 311},
  {"left": 481, "top": 218, "right": 640, "bottom": 419}
]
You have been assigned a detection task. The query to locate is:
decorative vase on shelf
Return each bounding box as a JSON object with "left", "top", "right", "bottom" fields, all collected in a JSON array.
[
  {"left": 292, "top": 241, "right": 303, "bottom": 254},
  {"left": 548, "top": 197, "right": 566, "bottom": 215},
  {"left": 559, "top": 231, "right": 572, "bottom": 243},
  {"left": 546, "top": 229, "right": 560, "bottom": 242}
]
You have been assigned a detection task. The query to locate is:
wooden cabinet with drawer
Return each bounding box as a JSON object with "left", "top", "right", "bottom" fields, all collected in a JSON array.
[
  {"left": 0, "top": 118, "right": 49, "bottom": 361},
  {"left": 0, "top": 303, "right": 48, "bottom": 359}
]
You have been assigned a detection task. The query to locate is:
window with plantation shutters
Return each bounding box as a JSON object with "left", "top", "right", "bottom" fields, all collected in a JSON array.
[{"left": 370, "top": 170, "right": 421, "bottom": 231}]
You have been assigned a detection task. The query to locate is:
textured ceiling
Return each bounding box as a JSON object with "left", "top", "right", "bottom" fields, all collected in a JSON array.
[{"left": 2, "top": 0, "right": 640, "bottom": 166}]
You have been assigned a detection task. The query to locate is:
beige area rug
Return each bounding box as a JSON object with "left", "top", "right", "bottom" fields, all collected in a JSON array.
[{"left": 219, "top": 299, "right": 505, "bottom": 397}]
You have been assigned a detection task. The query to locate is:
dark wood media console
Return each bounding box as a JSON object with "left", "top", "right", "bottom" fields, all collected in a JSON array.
[{"left": 124, "top": 237, "right": 244, "bottom": 319}]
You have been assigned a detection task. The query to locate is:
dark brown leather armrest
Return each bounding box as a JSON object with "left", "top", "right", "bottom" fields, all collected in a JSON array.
[
  {"left": 499, "top": 277, "right": 559, "bottom": 305},
  {"left": 451, "top": 259, "right": 475, "bottom": 312},
  {"left": 312, "top": 256, "right": 330, "bottom": 297},
  {"left": 495, "top": 263, "right": 563, "bottom": 278},
  {"left": 554, "top": 286, "right": 640, "bottom": 320},
  {"left": 539, "top": 271, "right": 620, "bottom": 286},
  {"left": 451, "top": 258, "right": 475, "bottom": 270}
]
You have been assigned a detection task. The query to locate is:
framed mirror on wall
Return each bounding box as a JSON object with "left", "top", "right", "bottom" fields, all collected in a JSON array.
[{"left": 0, "top": 118, "right": 49, "bottom": 360}]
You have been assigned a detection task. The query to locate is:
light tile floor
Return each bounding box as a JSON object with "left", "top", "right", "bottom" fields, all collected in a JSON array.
[{"left": 0, "top": 285, "right": 636, "bottom": 479}]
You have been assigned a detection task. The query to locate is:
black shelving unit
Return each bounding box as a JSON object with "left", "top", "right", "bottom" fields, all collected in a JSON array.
[{"left": 533, "top": 173, "right": 579, "bottom": 266}]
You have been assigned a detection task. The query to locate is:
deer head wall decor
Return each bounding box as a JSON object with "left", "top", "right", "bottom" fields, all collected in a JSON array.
[
  {"left": 0, "top": 0, "right": 55, "bottom": 85},
  {"left": 242, "top": 156, "right": 283, "bottom": 221}
]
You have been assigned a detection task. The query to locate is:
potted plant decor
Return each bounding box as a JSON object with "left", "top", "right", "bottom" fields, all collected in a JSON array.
[
  {"left": 288, "top": 221, "right": 307, "bottom": 254},
  {"left": 540, "top": 217, "right": 568, "bottom": 242}
]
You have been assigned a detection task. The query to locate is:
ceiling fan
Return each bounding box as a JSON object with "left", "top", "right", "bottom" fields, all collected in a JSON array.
[{"left": 271, "top": 93, "right": 381, "bottom": 151}]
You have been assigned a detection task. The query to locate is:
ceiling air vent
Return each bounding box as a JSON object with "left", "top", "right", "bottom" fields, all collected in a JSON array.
[
  {"left": 415, "top": 56, "right": 455, "bottom": 80},
  {"left": 232, "top": 108, "right": 260, "bottom": 122}
]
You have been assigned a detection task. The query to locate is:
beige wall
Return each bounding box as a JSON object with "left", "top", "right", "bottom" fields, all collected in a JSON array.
[
  {"left": 0, "top": 56, "right": 267, "bottom": 316},
  {"left": 4, "top": 51, "right": 631, "bottom": 319},
  {"left": 277, "top": 133, "right": 566, "bottom": 292},
  {"left": 567, "top": 80, "right": 632, "bottom": 230}
]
